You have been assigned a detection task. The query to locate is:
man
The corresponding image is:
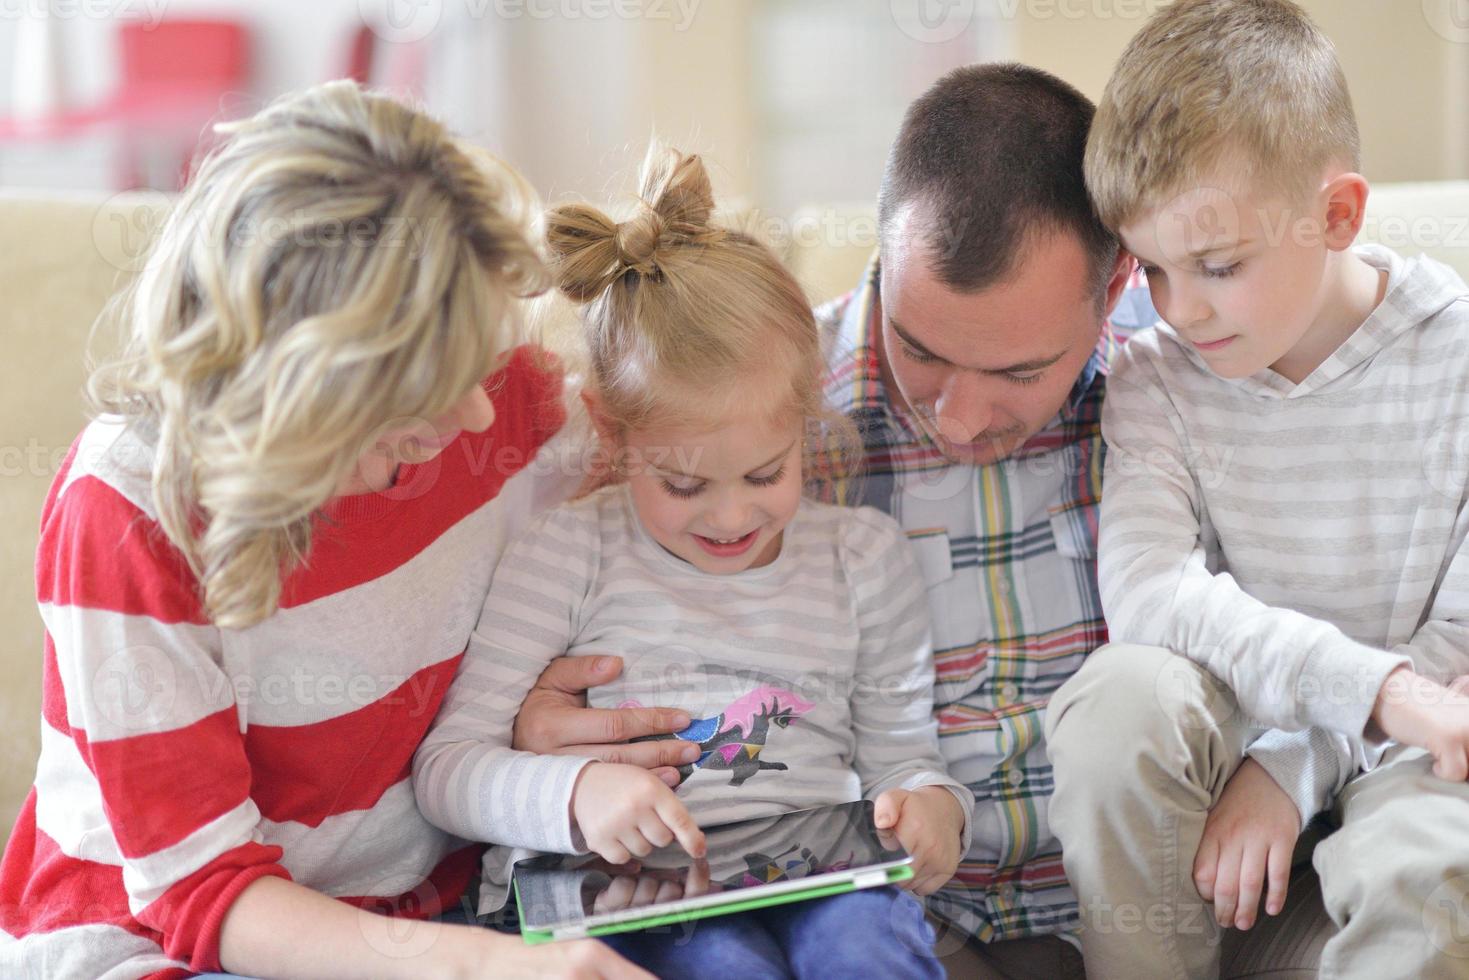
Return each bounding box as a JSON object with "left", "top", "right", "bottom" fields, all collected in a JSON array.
[{"left": 510, "top": 65, "right": 1323, "bottom": 976}]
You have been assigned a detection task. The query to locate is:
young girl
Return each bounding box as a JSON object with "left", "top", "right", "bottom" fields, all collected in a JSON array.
[
  {"left": 413, "top": 146, "right": 973, "bottom": 977},
  {"left": 0, "top": 82, "right": 648, "bottom": 980}
]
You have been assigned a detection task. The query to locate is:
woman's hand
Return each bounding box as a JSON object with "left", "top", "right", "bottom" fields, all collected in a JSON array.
[
  {"left": 873, "top": 786, "right": 965, "bottom": 896},
  {"left": 1193, "top": 757, "right": 1300, "bottom": 930},
  {"left": 445, "top": 925, "right": 654, "bottom": 980},
  {"left": 512, "top": 656, "right": 701, "bottom": 786},
  {"left": 571, "top": 762, "right": 707, "bottom": 865}
]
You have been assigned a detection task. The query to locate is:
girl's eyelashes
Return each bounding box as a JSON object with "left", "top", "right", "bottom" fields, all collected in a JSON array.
[
  {"left": 1202, "top": 261, "right": 1243, "bottom": 279},
  {"left": 1007, "top": 372, "right": 1043, "bottom": 386},
  {"left": 748, "top": 465, "right": 786, "bottom": 487},
  {"left": 657, "top": 465, "right": 788, "bottom": 498},
  {"left": 660, "top": 479, "right": 704, "bottom": 499}
]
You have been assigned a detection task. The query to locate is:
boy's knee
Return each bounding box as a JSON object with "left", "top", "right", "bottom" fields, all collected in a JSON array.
[
  {"left": 1047, "top": 643, "right": 1239, "bottom": 784},
  {"left": 1319, "top": 761, "right": 1469, "bottom": 914}
]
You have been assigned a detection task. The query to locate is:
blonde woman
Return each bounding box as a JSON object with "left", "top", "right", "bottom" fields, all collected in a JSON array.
[{"left": 0, "top": 82, "right": 649, "bottom": 980}]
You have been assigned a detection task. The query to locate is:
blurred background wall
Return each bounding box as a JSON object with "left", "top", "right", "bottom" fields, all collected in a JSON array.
[{"left": 2, "top": 0, "right": 1465, "bottom": 215}]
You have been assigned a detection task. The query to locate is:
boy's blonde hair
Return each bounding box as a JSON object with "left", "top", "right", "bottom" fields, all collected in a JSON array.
[
  {"left": 1085, "top": 0, "right": 1360, "bottom": 230},
  {"left": 545, "top": 144, "right": 858, "bottom": 496},
  {"left": 89, "top": 80, "right": 546, "bottom": 629}
]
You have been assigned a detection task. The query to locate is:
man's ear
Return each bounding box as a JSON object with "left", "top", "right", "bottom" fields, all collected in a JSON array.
[
  {"left": 1322, "top": 172, "right": 1370, "bottom": 252},
  {"left": 1100, "top": 246, "right": 1136, "bottom": 320}
]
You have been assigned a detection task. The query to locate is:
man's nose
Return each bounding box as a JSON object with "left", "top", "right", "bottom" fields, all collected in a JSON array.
[{"left": 933, "top": 371, "right": 995, "bottom": 443}]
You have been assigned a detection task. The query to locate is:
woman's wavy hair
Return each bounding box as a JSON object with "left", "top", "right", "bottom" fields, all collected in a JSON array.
[
  {"left": 544, "top": 143, "right": 860, "bottom": 500},
  {"left": 88, "top": 80, "right": 546, "bottom": 629}
]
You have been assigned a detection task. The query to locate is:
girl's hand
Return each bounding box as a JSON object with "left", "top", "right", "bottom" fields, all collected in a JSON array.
[
  {"left": 873, "top": 786, "right": 965, "bottom": 896},
  {"left": 570, "top": 763, "right": 706, "bottom": 864},
  {"left": 1193, "top": 757, "right": 1299, "bottom": 930}
]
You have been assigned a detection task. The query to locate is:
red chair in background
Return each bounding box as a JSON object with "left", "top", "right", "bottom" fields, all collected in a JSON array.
[
  {"left": 111, "top": 19, "right": 251, "bottom": 189},
  {"left": 0, "top": 18, "right": 250, "bottom": 190}
]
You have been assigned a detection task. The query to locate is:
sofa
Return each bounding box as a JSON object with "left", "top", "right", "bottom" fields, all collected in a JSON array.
[{"left": 4, "top": 183, "right": 1468, "bottom": 976}]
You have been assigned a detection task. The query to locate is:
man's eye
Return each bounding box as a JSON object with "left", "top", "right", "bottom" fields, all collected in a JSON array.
[
  {"left": 900, "top": 342, "right": 938, "bottom": 364},
  {"left": 1007, "top": 372, "right": 1043, "bottom": 386}
]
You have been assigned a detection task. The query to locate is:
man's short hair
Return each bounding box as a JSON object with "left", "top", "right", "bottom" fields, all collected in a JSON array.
[
  {"left": 877, "top": 62, "right": 1118, "bottom": 298},
  {"left": 1086, "top": 0, "right": 1360, "bottom": 231}
]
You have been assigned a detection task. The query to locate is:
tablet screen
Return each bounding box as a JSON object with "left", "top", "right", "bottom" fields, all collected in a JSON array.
[{"left": 514, "top": 800, "right": 910, "bottom": 934}]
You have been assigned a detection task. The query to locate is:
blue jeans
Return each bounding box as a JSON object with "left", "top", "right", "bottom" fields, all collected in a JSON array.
[{"left": 598, "top": 886, "right": 942, "bottom": 979}]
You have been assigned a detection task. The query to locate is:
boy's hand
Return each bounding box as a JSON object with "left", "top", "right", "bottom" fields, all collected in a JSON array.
[
  {"left": 570, "top": 763, "right": 706, "bottom": 865},
  {"left": 1193, "top": 757, "right": 1300, "bottom": 930},
  {"left": 1373, "top": 667, "right": 1469, "bottom": 780},
  {"left": 873, "top": 786, "right": 965, "bottom": 896}
]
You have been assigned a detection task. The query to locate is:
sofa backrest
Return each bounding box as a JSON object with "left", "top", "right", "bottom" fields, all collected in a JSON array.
[{"left": 3, "top": 181, "right": 1467, "bottom": 850}]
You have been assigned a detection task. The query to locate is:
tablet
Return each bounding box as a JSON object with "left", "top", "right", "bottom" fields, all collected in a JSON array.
[{"left": 512, "top": 800, "right": 913, "bottom": 944}]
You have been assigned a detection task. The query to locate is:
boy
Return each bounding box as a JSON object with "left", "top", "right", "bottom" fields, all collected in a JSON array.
[{"left": 1045, "top": 1, "right": 1469, "bottom": 976}]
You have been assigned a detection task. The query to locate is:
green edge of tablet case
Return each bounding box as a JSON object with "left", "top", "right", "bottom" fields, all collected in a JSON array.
[{"left": 516, "top": 865, "right": 915, "bottom": 945}]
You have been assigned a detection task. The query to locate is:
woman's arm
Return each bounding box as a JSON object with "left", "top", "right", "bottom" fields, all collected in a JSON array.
[{"left": 219, "top": 876, "right": 652, "bottom": 979}]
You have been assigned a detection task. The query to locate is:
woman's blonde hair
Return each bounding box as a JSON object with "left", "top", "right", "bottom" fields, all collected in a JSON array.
[
  {"left": 88, "top": 80, "right": 546, "bottom": 629},
  {"left": 545, "top": 144, "right": 858, "bottom": 497}
]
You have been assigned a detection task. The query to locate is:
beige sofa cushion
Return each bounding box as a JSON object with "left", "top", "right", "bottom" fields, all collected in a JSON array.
[{"left": 0, "top": 190, "right": 166, "bottom": 846}]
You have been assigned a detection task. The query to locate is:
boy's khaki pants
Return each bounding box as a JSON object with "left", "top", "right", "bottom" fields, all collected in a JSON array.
[{"left": 1046, "top": 643, "right": 1469, "bottom": 980}]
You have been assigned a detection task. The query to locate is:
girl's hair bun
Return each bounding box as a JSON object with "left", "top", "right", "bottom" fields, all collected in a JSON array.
[{"left": 545, "top": 144, "right": 720, "bottom": 303}]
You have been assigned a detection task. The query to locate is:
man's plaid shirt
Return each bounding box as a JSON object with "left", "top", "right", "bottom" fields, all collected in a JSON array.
[{"left": 813, "top": 255, "right": 1155, "bottom": 942}]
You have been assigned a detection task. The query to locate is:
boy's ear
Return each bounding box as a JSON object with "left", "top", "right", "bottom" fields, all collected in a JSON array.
[
  {"left": 579, "top": 388, "right": 619, "bottom": 445},
  {"left": 1322, "top": 172, "right": 1370, "bottom": 252},
  {"left": 1099, "top": 247, "right": 1137, "bottom": 321}
]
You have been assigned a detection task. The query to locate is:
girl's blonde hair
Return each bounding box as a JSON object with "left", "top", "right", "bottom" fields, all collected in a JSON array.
[
  {"left": 545, "top": 144, "right": 857, "bottom": 496},
  {"left": 88, "top": 80, "right": 546, "bottom": 629}
]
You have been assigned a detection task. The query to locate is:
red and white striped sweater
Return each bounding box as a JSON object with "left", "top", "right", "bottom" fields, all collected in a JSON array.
[{"left": 0, "top": 347, "right": 568, "bottom": 979}]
